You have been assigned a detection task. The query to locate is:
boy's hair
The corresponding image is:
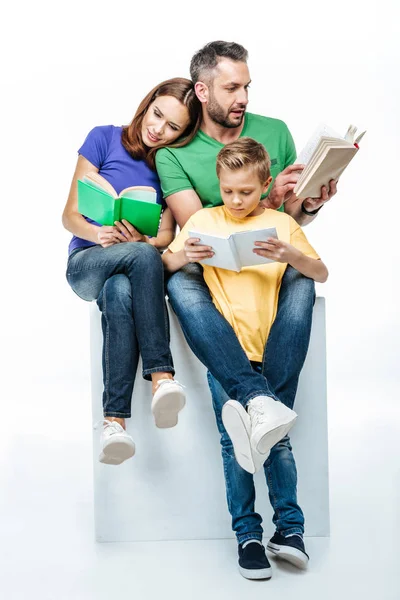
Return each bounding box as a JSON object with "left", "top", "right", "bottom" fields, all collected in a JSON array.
[
  {"left": 216, "top": 137, "right": 271, "bottom": 183},
  {"left": 190, "top": 41, "right": 248, "bottom": 84}
]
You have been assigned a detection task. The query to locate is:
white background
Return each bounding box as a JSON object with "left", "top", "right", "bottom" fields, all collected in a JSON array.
[{"left": 1, "top": 0, "right": 399, "bottom": 597}]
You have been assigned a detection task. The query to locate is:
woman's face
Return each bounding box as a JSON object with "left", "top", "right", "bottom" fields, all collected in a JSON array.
[{"left": 141, "top": 95, "right": 190, "bottom": 148}]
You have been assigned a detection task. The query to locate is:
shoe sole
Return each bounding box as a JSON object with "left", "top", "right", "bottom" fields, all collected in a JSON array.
[
  {"left": 238, "top": 565, "right": 272, "bottom": 580},
  {"left": 254, "top": 417, "right": 297, "bottom": 455},
  {"left": 222, "top": 402, "right": 255, "bottom": 474},
  {"left": 267, "top": 541, "right": 309, "bottom": 570},
  {"left": 99, "top": 436, "right": 136, "bottom": 465},
  {"left": 152, "top": 389, "right": 186, "bottom": 429}
]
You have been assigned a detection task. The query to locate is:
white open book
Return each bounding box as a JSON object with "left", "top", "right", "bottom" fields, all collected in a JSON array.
[
  {"left": 188, "top": 228, "right": 278, "bottom": 272},
  {"left": 294, "top": 123, "right": 366, "bottom": 199}
]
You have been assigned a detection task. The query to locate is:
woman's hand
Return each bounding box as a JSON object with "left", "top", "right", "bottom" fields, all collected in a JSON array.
[
  {"left": 97, "top": 226, "right": 125, "bottom": 248},
  {"left": 253, "top": 237, "right": 300, "bottom": 263},
  {"left": 183, "top": 237, "right": 214, "bottom": 263},
  {"left": 114, "top": 220, "right": 147, "bottom": 243}
]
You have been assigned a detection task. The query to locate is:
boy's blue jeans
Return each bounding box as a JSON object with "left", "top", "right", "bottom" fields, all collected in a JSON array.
[
  {"left": 67, "top": 243, "right": 174, "bottom": 418},
  {"left": 167, "top": 263, "right": 315, "bottom": 542}
]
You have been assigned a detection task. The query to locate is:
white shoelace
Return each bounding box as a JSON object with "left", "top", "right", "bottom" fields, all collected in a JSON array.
[
  {"left": 93, "top": 419, "right": 125, "bottom": 435},
  {"left": 247, "top": 399, "right": 269, "bottom": 426},
  {"left": 155, "top": 379, "right": 185, "bottom": 391}
]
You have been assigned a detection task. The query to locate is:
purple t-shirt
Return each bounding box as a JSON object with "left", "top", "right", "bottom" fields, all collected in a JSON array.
[{"left": 68, "top": 125, "right": 165, "bottom": 254}]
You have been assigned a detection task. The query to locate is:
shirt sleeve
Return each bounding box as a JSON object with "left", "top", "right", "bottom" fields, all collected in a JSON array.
[
  {"left": 155, "top": 148, "right": 194, "bottom": 198},
  {"left": 168, "top": 216, "right": 198, "bottom": 253},
  {"left": 284, "top": 125, "right": 297, "bottom": 168},
  {"left": 289, "top": 216, "right": 320, "bottom": 259},
  {"left": 78, "top": 125, "right": 113, "bottom": 168}
]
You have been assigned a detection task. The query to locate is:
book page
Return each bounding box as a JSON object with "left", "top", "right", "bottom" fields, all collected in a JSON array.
[
  {"left": 188, "top": 230, "right": 239, "bottom": 272},
  {"left": 233, "top": 228, "right": 278, "bottom": 268},
  {"left": 296, "top": 124, "right": 343, "bottom": 165},
  {"left": 120, "top": 186, "right": 157, "bottom": 203},
  {"left": 82, "top": 172, "right": 118, "bottom": 198}
]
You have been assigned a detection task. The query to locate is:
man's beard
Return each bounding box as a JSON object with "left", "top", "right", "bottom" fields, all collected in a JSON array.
[{"left": 206, "top": 92, "right": 245, "bottom": 129}]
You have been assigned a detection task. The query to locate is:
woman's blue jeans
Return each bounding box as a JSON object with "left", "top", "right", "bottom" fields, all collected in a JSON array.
[
  {"left": 166, "top": 263, "right": 315, "bottom": 542},
  {"left": 67, "top": 243, "right": 174, "bottom": 418}
]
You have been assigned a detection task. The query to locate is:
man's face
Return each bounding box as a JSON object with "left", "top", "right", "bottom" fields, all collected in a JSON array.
[{"left": 206, "top": 58, "right": 250, "bottom": 129}]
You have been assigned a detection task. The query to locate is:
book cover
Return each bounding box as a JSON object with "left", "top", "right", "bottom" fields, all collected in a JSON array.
[{"left": 77, "top": 179, "right": 161, "bottom": 236}]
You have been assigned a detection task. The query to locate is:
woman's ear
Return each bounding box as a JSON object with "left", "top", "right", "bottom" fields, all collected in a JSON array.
[{"left": 194, "top": 81, "right": 208, "bottom": 103}]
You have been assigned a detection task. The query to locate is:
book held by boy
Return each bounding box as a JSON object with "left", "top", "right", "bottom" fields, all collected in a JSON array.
[
  {"left": 77, "top": 172, "right": 162, "bottom": 237},
  {"left": 188, "top": 228, "right": 278, "bottom": 272},
  {"left": 294, "top": 123, "right": 366, "bottom": 199}
]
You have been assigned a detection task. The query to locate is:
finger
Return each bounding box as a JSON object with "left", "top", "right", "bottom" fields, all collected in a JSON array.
[
  {"left": 185, "top": 244, "right": 212, "bottom": 253},
  {"left": 328, "top": 179, "right": 337, "bottom": 196},
  {"left": 282, "top": 163, "right": 305, "bottom": 174},
  {"left": 114, "top": 221, "right": 131, "bottom": 238}
]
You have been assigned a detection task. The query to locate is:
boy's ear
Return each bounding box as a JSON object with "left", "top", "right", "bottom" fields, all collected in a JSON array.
[
  {"left": 262, "top": 176, "right": 273, "bottom": 193},
  {"left": 194, "top": 81, "right": 209, "bottom": 103}
]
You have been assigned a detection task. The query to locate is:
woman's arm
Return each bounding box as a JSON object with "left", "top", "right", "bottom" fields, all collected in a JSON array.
[
  {"left": 62, "top": 155, "right": 124, "bottom": 247},
  {"left": 253, "top": 238, "right": 328, "bottom": 283}
]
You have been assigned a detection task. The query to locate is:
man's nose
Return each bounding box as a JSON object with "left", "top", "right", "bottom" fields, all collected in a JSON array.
[{"left": 236, "top": 88, "right": 248, "bottom": 106}]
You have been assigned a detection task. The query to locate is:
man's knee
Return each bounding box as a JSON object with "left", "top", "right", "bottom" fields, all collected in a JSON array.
[{"left": 167, "top": 263, "right": 211, "bottom": 310}]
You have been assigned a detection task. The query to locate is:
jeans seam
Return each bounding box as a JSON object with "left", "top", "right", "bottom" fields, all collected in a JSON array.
[
  {"left": 266, "top": 460, "right": 281, "bottom": 526},
  {"left": 102, "top": 291, "right": 111, "bottom": 415},
  {"left": 243, "top": 390, "right": 279, "bottom": 404},
  {"left": 104, "top": 411, "right": 131, "bottom": 418},
  {"left": 142, "top": 366, "right": 175, "bottom": 377}
]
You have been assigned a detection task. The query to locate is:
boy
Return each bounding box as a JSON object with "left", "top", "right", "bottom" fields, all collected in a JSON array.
[{"left": 162, "top": 138, "right": 328, "bottom": 577}]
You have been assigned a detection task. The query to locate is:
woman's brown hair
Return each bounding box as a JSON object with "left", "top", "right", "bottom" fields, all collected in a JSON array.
[{"left": 121, "top": 77, "right": 201, "bottom": 170}]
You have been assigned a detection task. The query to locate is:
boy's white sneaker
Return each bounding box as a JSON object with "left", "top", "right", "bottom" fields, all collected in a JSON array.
[
  {"left": 99, "top": 420, "right": 135, "bottom": 465},
  {"left": 222, "top": 400, "right": 256, "bottom": 473},
  {"left": 222, "top": 400, "right": 272, "bottom": 474},
  {"left": 248, "top": 396, "right": 297, "bottom": 455},
  {"left": 151, "top": 379, "right": 186, "bottom": 428}
]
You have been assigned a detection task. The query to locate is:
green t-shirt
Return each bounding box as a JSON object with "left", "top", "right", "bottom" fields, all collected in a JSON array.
[{"left": 156, "top": 112, "right": 296, "bottom": 210}]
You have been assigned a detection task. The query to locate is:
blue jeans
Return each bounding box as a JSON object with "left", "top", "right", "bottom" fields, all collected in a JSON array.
[
  {"left": 167, "top": 263, "right": 315, "bottom": 542},
  {"left": 67, "top": 243, "right": 174, "bottom": 418}
]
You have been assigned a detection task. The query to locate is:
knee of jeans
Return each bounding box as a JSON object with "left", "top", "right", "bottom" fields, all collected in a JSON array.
[
  {"left": 97, "top": 274, "right": 132, "bottom": 313},
  {"left": 167, "top": 269, "right": 212, "bottom": 312},
  {"left": 133, "top": 242, "right": 161, "bottom": 264}
]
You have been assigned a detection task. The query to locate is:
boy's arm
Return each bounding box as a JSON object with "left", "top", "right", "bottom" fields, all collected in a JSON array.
[{"left": 253, "top": 238, "right": 328, "bottom": 283}]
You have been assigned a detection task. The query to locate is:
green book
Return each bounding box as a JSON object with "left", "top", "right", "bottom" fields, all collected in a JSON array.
[{"left": 77, "top": 173, "right": 162, "bottom": 237}]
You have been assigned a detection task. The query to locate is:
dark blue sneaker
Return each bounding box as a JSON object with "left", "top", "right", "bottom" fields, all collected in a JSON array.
[
  {"left": 238, "top": 540, "right": 272, "bottom": 580},
  {"left": 267, "top": 532, "right": 309, "bottom": 569}
]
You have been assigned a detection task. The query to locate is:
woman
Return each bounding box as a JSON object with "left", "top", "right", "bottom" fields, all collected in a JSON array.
[{"left": 62, "top": 78, "right": 201, "bottom": 465}]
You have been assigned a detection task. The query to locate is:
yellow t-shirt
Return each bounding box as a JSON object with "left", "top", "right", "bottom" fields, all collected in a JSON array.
[{"left": 169, "top": 206, "right": 320, "bottom": 362}]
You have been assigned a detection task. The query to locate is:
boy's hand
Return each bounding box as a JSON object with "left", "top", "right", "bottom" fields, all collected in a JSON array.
[
  {"left": 114, "top": 220, "right": 147, "bottom": 243},
  {"left": 184, "top": 237, "right": 214, "bottom": 263},
  {"left": 253, "top": 237, "right": 301, "bottom": 263}
]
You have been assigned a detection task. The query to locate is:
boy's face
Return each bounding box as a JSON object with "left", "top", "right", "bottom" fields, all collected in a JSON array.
[{"left": 219, "top": 166, "right": 272, "bottom": 219}]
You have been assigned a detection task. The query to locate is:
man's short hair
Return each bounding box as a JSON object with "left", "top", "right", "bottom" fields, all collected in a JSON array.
[
  {"left": 216, "top": 137, "right": 271, "bottom": 184},
  {"left": 190, "top": 41, "right": 248, "bottom": 84}
]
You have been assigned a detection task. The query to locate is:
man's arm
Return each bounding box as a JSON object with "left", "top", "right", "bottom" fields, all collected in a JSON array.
[
  {"left": 165, "top": 189, "right": 203, "bottom": 229},
  {"left": 283, "top": 179, "right": 338, "bottom": 226}
]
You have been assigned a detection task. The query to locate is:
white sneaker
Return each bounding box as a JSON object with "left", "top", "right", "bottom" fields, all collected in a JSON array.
[
  {"left": 98, "top": 420, "right": 135, "bottom": 465},
  {"left": 222, "top": 400, "right": 270, "bottom": 474},
  {"left": 151, "top": 379, "right": 186, "bottom": 428},
  {"left": 248, "top": 396, "right": 297, "bottom": 455}
]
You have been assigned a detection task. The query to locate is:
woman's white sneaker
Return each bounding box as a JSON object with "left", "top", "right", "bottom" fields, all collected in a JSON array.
[
  {"left": 248, "top": 396, "right": 297, "bottom": 455},
  {"left": 151, "top": 379, "right": 186, "bottom": 428},
  {"left": 99, "top": 420, "right": 135, "bottom": 465}
]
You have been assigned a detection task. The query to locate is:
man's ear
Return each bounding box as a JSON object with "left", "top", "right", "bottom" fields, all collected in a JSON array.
[
  {"left": 195, "top": 81, "right": 209, "bottom": 104},
  {"left": 263, "top": 176, "right": 273, "bottom": 194}
]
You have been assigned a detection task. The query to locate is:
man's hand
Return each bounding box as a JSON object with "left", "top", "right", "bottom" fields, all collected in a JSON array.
[
  {"left": 114, "top": 220, "right": 147, "bottom": 243},
  {"left": 184, "top": 237, "right": 214, "bottom": 263},
  {"left": 261, "top": 164, "right": 304, "bottom": 209},
  {"left": 301, "top": 179, "right": 337, "bottom": 212},
  {"left": 97, "top": 226, "right": 125, "bottom": 248},
  {"left": 253, "top": 237, "right": 300, "bottom": 263}
]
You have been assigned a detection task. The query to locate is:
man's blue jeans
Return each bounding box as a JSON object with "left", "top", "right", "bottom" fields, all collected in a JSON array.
[
  {"left": 167, "top": 263, "right": 315, "bottom": 542},
  {"left": 67, "top": 243, "right": 174, "bottom": 418}
]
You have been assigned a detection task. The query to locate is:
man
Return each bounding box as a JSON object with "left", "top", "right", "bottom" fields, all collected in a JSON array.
[{"left": 156, "top": 41, "right": 336, "bottom": 580}]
